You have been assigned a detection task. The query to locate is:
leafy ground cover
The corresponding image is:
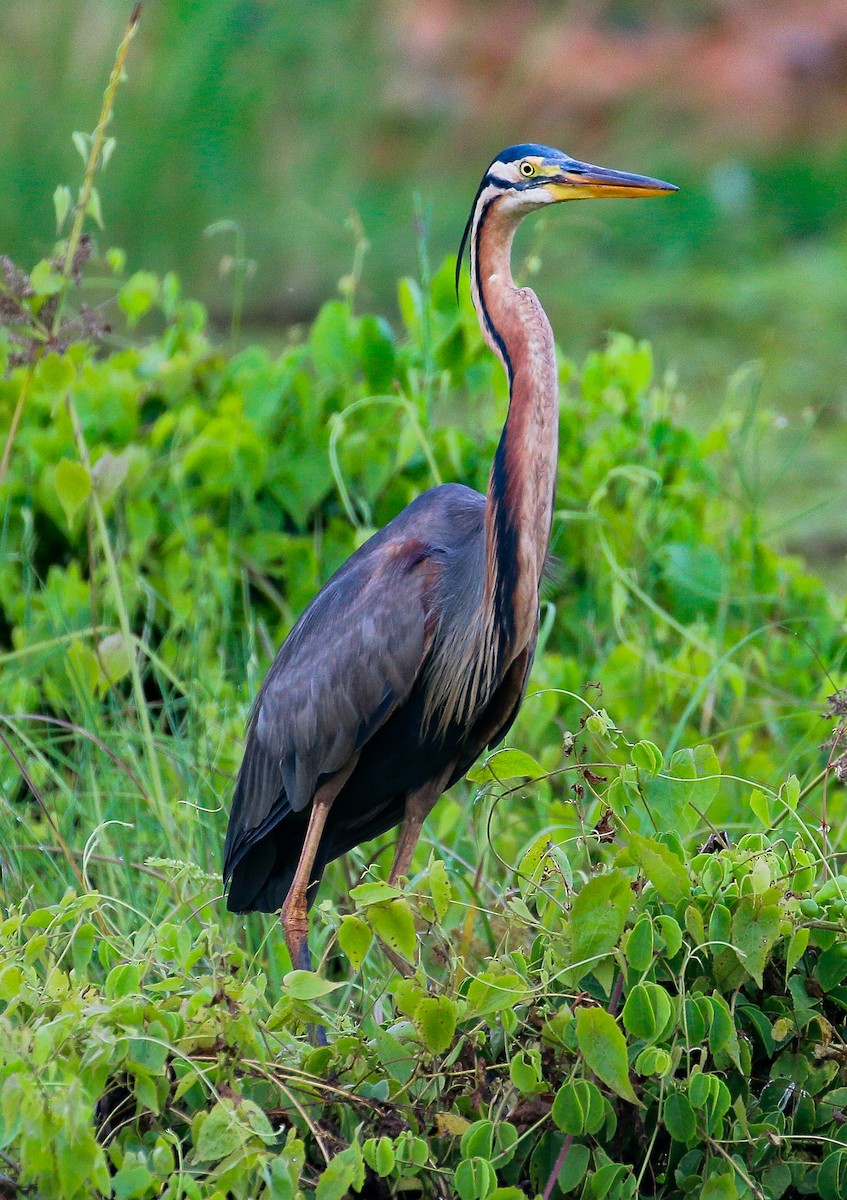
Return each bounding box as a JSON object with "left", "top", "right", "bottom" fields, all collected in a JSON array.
[
  {"left": 1, "top": 232, "right": 847, "bottom": 1198},
  {"left": 2, "top": 28, "right": 847, "bottom": 1197}
]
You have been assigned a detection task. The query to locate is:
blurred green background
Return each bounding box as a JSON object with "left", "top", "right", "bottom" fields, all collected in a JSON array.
[{"left": 2, "top": 0, "right": 846, "bottom": 584}]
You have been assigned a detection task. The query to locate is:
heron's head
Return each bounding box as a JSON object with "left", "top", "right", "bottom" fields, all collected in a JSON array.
[
  {"left": 457, "top": 144, "right": 677, "bottom": 291},
  {"left": 483, "top": 143, "right": 677, "bottom": 207}
]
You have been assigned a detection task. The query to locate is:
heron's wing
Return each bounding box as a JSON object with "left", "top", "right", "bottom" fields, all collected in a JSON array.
[{"left": 223, "top": 536, "right": 443, "bottom": 879}]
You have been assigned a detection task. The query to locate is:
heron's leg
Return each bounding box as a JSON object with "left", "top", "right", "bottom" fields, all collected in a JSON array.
[
  {"left": 388, "top": 765, "right": 455, "bottom": 885},
  {"left": 281, "top": 755, "right": 358, "bottom": 975}
]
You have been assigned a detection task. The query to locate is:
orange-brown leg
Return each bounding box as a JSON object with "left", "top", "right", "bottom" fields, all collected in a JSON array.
[
  {"left": 281, "top": 756, "right": 358, "bottom": 975},
  {"left": 388, "top": 765, "right": 454, "bottom": 886}
]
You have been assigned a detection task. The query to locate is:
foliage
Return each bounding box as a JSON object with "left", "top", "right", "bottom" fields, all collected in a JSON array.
[
  {"left": 4, "top": 715, "right": 847, "bottom": 1199},
  {"left": 1, "top": 237, "right": 846, "bottom": 1195},
  {"left": 1, "top": 40, "right": 847, "bottom": 1193}
]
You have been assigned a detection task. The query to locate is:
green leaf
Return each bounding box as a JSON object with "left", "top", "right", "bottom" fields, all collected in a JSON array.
[
  {"left": 656, "top": 915, "right": 683, "bottom": 958},
  {"left": 283, "top": 970, "right": 344, "bottom": 1000},
  {"left": 101, "top": 135, "right": 117, "bottom": 170},
  {"left": 195, "top": 1099, "right": 242, "bottom": 1161},
  {"left": 634, "top": 1045, "right": 673, "bottom": 1076},
  {"left": 818, "top": 943, "right": 847, "bottom": 992},
  {"left": 732, "top": 896, "right": 781, "bottom": 986},
  {"left": 552, "top": 1080, "right": 605, "bottom": 1135},
  {"left": 309, "top": 300, "right": 353, "bottom": 379},
  {"left": 460, "top": 1120, "right": 494, "bottom": 1160},
  {"left": 112, "top": 1163, "right": 156, "bottom": 1199},
  {"left": 584, "top": 1163, "right": 630, "bottom": 1200},
  {"left": 397, "top": 276, "right": 423, "bottom": 337},
  {"left": 393, "top": 976, "right": 427, "bottom": 1017},
  {"left": 38, "top": 351, "right": 76, "bottom": 392},
  {"left": 818, "top": 1149, "right": 847, "bottom": 1200},
  {"left": 494, "top": 1121, "right": 519, "bottom": 1165},
  {"left": 626, "top": 916, "right": 654, "bottom": 972},
  {"left": 465, "top": 970, "right": 527, "bottom": 1017},
  {"left": 575, "top": 1007, "right": 639, "bottom": 1104},
  {"left": 708, "top": 903, "right": 731, "bottom": 947},
  {"left": 368, "top": 898, "right": 417, "bottom": 962},
  {"left": 786, "top": 927, "right": 810, "bottom": 976},
  {"left": 571, "top": 869, "right": 631, "bottom": 977},
  {"left": 644, "top": 745, "right": 720, "bottom": 833},
  {"left": 91, "top": 450, "right": 130, "bottom": 501},
  {"left": 0, "top": 965, "right": 23, "bottom": 1001},
  {"left": 71, "top": 922, "right": 96, "bottom": 973},
  {"left": 373, "top": 1027, "right": 415, "bottom": 1085},
  {"left": 665, "top": 1092, "right": 696, "bottom": 1142},
  {"left": 72, "top": 130, "right": 91, "bottom": 163},
  {"left": 105, "top": 962, "right": 140, "bottom": 999},
  {"left": 86, "top": 186, "right": 104, "bottom": 229},
  {"left": 466, "top": 748, "right": 546, "bottom": 784},
  {"left": 622, "top": 983, "right": 674, "bottom": 1044},
  {"left": 363, "top": 1137, "right": 395, "bottom": 1178},
  {"left": 685, "top": 904, "right": 706, "bottom": 946},
  {"left": 427, "top": 858, "right": 452, "bottom": 923},
  {"left": 413, "top": 996, "right": 456, "bottom": 1054},
  {"left": 701, "top": 1172, "right": 739, "bottom": 1200},
  {"left": 97, "top": 633, "right": 134, "bottom": 688},
  {"left": 556, "top": 1142, "right": 590, "bottom": 1194},
  {"left": 454, "top": 1156, "right": 496, "bottom": 1200},
  {"left": 30, "top": 258, "right": 63, "bottom": 296},
  {"left": 136, "top": 1072, "right": 161, "bottom": 1114},
  {"left": 749, "top": 788, "right": 771, "bottom": 827},
  {"left": 509, "top": 1049, "right": 544, "bottom": 1094},
  {"left": 358, "top": 314, "right": 396, "bottom": 391},
  {"left": 781, "top": 775, "right": 801, "bottom": 812},
  {"left": 631, "top": 740, "right": 663, "bottom": 776},
  {"left": 626, "top": 832, "right": 690, "bottom": 905},
  {"left": 119, "top": 270, "right": 160, "bottom": 326},
  {"left": 53, "top": 185, "right": 72, "bottom": 233},
  {"left": 707, "top": 995, "right": 742, "bottom": 1069},
  {"left": 688, "top": 1072, "right": 715, "bottom": 1109},
  {"left": 316, "top": 1142, "right": 365, "bottom": 1200},
  {"left": 337, "top": 915, "right": 372, "bottom": 970},
  {"left": 349, "top": 881, "right": 401, "bottom": 906},
  {"left": 54, "top": 458, "right": 92, "bottom": 528}
]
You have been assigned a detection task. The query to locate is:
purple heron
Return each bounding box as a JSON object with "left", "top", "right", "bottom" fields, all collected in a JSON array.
[{"left": 223, "top": 144, "right": 676, "bottom": 974}]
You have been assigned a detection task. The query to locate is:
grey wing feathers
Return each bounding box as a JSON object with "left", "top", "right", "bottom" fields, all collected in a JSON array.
[{"left": 223, "top": 538, "right": 440, "bottom": 879}]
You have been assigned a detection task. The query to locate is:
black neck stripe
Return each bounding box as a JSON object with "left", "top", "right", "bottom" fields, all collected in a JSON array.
[
  {"left": 472, "top": 196, "right": 514, "bottom": 388},
  {"left": 472, "top": 193, "right": 520, "bottom": 649}
]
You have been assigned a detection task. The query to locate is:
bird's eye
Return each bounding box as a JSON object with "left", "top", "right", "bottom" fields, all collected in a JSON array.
[{"left": 519, "top": 161, "right": 535, "bottom": 178}]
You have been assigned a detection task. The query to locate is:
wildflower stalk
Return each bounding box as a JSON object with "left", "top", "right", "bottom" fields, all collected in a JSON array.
[
  {"left": 0, "top": 5, "right": 141, "bottom": 491},
  {"left": 52, "top": 3, "right": 141, "bottom": 336}
]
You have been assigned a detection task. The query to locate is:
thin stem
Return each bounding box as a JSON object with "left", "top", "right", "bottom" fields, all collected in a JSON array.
[
  {"left": 64, "top": 396, "right": 168, "bottom": 818},
  {"left": 543, "top": 968, "right": 626, "bottom": 1200},
  {"left": 0, "top": 369, "right": 33, "bottom": 489},
  {"left": 0, "top": 728, "right": 84, "bottom": 891},
  {"left": 0, "top": 7, "right": 140, "bottom": 488},
  {"left": 542, "top": 1134, "right": 573, "bottom": 1200},
  {"left": 52, "top": 4, "right": 141, "bottom": 336}
]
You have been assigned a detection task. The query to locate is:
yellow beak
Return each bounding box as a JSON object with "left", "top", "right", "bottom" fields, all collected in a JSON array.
[{"left": 545, "top": 162, "right": 678, "bottom": 201}]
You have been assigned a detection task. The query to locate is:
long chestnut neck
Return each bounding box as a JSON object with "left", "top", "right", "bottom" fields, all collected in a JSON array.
[{"left": 470, "top": 196, "right": 559, "bottom": 651}]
